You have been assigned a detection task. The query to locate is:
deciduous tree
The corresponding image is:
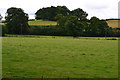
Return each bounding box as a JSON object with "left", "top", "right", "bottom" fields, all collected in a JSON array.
[
  {"left": 5, "top": 7, "right": 30, "bottom": 34},
  {"left": 70, "top": 8, "right": 88, "bottom": 21},
  {"left": 65, "top": 16, "right": 84, "bottom": 37}
]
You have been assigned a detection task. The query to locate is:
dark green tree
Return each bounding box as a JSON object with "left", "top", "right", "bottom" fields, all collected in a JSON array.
[
  {"left": 56, "top": 6, "right": 70, "bottom": 16},
  {"left": 35, "top": 6, "right": 70, "bottom": 21},
  {"left": 2, "top": 25, "right": 8, "bottom": 36},
  {"left": 0, "top": 14, "right": 2, "bottom": 21},
  {"left": 65, "top": 16, "right": 84, "bottom": 37},
  {"left": 5, "top": 7, "right": 30, "bottom": 34},
  {"left": 89, "top": 16, "right": 109, "bottom": 36},
  {"left": 70, "top": 8, "right": 88, "bottom": 21},
  {"left": 55, "top": 14, "right": 67, "bottom": 27}
]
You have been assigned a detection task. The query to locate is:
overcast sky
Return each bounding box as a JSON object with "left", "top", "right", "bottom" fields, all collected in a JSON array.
[{"left": 0, "top": 0, "right": 120, "bottom": 19}]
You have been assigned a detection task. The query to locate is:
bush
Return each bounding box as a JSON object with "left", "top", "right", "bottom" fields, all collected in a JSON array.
[
  {"left": 2, "top": 25, "right": 8, "bottom": 36},
  {"left": 30, "top": 25, "right": 68, "bottom": 36}
]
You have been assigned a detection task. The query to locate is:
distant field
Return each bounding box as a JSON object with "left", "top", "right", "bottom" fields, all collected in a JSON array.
[
  {"left": 0, "top": 22, "right": 4, "bottom": 25},
  {"left": 0, "top": 20, "right": 119, "bottom": 28},
  {"left": 106, "top": 20, "right": 119, "bottom": 28},
  {"left": 29, "top": 20, "right": 119, "bottom": 28},
  {"left": 28, "top": 20, "right": 57, "bottom": 26},
  {"left": 2, "top": 36, "right": 118, "bottom": 78}
]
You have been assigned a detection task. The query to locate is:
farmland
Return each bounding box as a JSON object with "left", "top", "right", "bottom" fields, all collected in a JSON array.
[
  {"left": 0, "top": 20, "right": 57, "bottom": 26},
  {"left": 28, "top": 20, "right": 57, "bottom": 26},
  {"left": 106, "top": 20, "right": 119, "bottom": 28},
  {"left": 28, "top": 19, "right": 119, "bottom": 28},
  {"left": 0, "top": 20, "right": 119, "bottom": 28},
  {"left": 2, "top": 36, "right": 118, "bottom": 78}
]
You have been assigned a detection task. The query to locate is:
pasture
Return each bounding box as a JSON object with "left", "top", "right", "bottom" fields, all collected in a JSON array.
[
  {"left": 2, "top": 36, "right": 118, "bottom": 78},
  {"left": 106, "top": 20, "right": 119, "bottom": 28},
  {"left": 28, "top": 20, "right": 57, "bottom": 26},
  {"left": 0, "top": 20, "right": 119, "bottom": 28},
  {"left": 28, "top": 19, "right": 119, "bottom": 28}
]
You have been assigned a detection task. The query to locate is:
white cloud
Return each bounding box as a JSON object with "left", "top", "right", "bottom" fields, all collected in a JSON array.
[{"left": 0, "top": 0, "right": 119, "bottom": 19}]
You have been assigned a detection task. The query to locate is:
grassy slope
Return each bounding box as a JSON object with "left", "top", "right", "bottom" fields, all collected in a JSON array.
[
  {"left": 28, "top": 20, "right": 57, "bottom": 26},
  {"left": 2, "top": 37, "right": 118, "bottom": 78},
  {"left": 106, "top": 20, "right": 119, "bottom": 28},
  {"left": 29, "top": 20, "right": 119, "bottom": 28},
  {"left": 0, "top": 20, "right": 119, "bottom": 28}
]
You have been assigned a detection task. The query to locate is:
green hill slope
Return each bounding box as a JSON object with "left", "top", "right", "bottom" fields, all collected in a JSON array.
[
  {"left": 0, "top": 20, "right": 119, "bottom": 28},
  {"left": 28, "top": 20, "right": 57, "bottom": 26}
]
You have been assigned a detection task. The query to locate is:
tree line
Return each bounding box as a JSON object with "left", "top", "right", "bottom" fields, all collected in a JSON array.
[{"left": 1, "top": 6, "right": 120, "bottom": 37}]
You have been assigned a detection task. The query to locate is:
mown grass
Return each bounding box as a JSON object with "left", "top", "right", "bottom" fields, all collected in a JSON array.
[{"left": 2, "top": 36, "right": 118, "bottom": 78}]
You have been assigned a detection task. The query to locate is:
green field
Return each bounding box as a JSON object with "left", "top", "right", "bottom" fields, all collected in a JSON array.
[
  {"left": 0, "top": 20, "right": 119, "bottom": 28},
  {"left": 28, "top": 20, "right": 57, "bottom": 26},
  {"left": 28, "top": 20, "right": 119, "bottom": 28},
  {"left": 2, "top": 36, "right": 118, "bottom": 78},
  {"left": 0, "top": 20, "right": 57, "bottom": 26}
]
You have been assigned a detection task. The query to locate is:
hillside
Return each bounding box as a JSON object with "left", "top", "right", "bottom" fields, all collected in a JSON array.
[
  {"left": 28, "top": 20, "right": 57, "bottom": 26},
  {"left": 106, "top": 20, "right": 119, "bottom": 28},
  {"left": 0, "top": 20, "right": 119, "bottom": 28},
  {"left": 29, "top": 20, "right": 119, "bottom": 28}
]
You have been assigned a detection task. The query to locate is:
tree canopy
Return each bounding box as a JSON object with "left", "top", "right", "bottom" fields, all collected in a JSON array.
[
  {"left": 5, "top": 7, "right": 30, "bottom": 34},
  {"left": 70, "top": 8, "right": 88, "bottom": 21},
  {"left": 35, "top": 6, "right": 70, "bottom": 21},
  {"left": 0, "top": 14, "right": 2, "bottom": 21},
  {"left": 65, "top": 16, "right": 84, "bottom": 37},
  {"left": 89, "top": 17, "right": 110, "bottom": 36}
]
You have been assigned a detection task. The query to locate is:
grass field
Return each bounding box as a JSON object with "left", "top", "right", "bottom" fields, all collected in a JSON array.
[
  {"left": 2, "top": 36, "right": 118, "bottom": 78},
  {"left": 106, "top": 20, "right": 119, "bottom": 28},
  {"left": 0, "top": 23, "right": 4, "bottom": 25},
  {"left": 28, "top": 20, "right": 57, "bottom": 26},
  {"left": 0, "top": 20, "right": 119, "bottom": 28},
  {"left": 28, "top": 20, "right": 119, "bottom": 28}
]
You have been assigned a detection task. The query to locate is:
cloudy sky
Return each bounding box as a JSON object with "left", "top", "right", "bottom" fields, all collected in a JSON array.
[{"left": 0, "top": 0, "right": 120, "bottom": 19}]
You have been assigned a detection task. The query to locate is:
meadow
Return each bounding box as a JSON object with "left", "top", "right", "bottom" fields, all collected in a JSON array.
[
  {"left": 28, "top": 19, "right": 119, "bottom": 28},
  {"left": 106, "top": 20, "right": 119, "bottom": 28},
  {"left": 28, "top": 20, "right": 57, "bottom": 26},
  {"left": 0, "top": 20, "right": 119, "bottom": 28},
  {"left": 2, "top": 36, "right": 118, "bottom": 78}
]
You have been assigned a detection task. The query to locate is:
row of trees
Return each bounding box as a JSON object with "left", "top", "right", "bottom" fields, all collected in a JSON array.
[
  {"left": 55, "top": 15, "right": 113, "bottom": 37},
  {"left": 35, "top": 6, "right": 70, "bottom": 21},
  {"left": 2, "top": 7, "right": 120, "bottom": 37},
  {"left": 35, "top": 6, "right": 88, "bottom": 21}
]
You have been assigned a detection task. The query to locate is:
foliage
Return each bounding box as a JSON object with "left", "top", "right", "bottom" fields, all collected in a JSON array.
[
  {"left": 70, "top": 8, "right": 88, "bottom": 21},
  {"left": 64, "top": 16, "right": 84, "bottom": 37},
  {"left": 0, "top": 14, "right": 2, "bottom": 21},
  {"left": 89, "top": 17, "right": 110, "bottom": 37},
  {"left": 30, "top": 25, "right": 67, "bottom": 36},
  {"left": 2, "top": 25, "right": 8, "bottom": 36},
  {"left": 5, "top": 7, "right": 30, "bottom": 34},
  {"left": 35, "top": 6, "right": 70, "bottom": 21}
]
